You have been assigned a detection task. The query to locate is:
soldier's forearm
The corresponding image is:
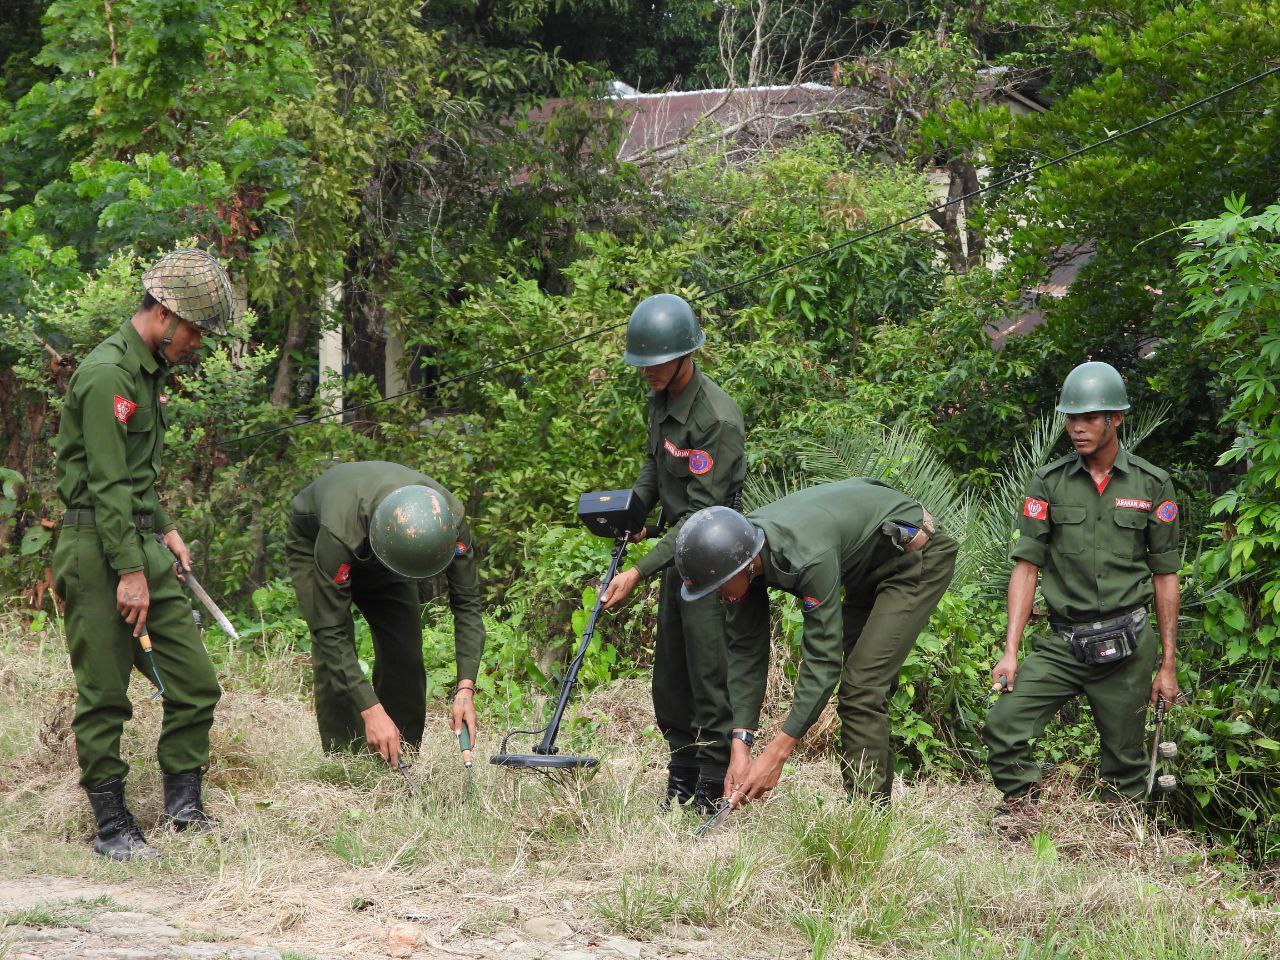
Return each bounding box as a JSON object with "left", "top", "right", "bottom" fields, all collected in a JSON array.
[
  {"left": 1152, "top": 573, "right": 1180, "bottom": 669},
  {"left": 1004, "top": 560, "right": 1039, "bottom": 655}
]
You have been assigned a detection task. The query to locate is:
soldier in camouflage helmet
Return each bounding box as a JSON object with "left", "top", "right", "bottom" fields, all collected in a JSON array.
[{"left": 52, "top": 249, "right": 237, "bottom": 860}]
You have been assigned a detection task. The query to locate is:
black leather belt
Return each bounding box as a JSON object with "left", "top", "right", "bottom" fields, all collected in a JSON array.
[{"left": 62, "top": 508, "right": 154, "bottom": 530}]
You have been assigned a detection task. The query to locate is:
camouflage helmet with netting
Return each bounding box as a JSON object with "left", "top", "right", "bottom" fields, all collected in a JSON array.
[{"left": 142, "top": 249, "right": 237, "bottom": 335}]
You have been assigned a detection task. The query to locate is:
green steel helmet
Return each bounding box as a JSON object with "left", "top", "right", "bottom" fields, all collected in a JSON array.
[
  {"left": 623, "top": 294, "right": 705, "bottom": 367},
  {"left": 142, "top": 249, "right": 238, "bottom": 335},
  {"left": 368, "top": 485, "right": 460, "bottom": 579},
  {"left": 675, "top": 506, "right": 765, "bottom": 601},
  {"left": 1057, "top": 361, "right": 1130, "bottom": 414}
]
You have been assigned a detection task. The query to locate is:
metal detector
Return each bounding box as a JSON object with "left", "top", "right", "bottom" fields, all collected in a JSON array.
[{"left": 491, "top": 489, "right": 648, "bottom": 772}]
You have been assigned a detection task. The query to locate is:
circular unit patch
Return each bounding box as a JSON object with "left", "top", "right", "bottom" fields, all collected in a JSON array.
[
  {"left": 1156, "top": 500, "right": 1178, "bottom": 523},
  {"left": 688, "top": 449, "right": 714, "bottom": 475}
]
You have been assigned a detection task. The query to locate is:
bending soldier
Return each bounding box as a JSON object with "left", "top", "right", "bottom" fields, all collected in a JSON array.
[
  {"left": 286, "top": 461, "right": 484, "bottom": 770},
  {"left": 54, "top": 250, "right": 235, "bottom": 860},
  {"left": 983, "top": 362, "right": 1182, "bottom": 809},
  {"left": 600, "top": 294, "right": 746, "bottom": 813},
  {"left": 675, "top": 479, "right": 958, "bottom": 805}
]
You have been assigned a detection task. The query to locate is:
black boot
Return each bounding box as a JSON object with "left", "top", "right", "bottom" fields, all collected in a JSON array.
[
  {"left": 163, "top": 769, "right": 216, "bottom": 832},
  {"left": 662, "top": 764, "right": 699, "bottom": 810},
  {"left": 693, "top": 775, "right": 725, "bottom": 816},
  {"left": 85, "top": 779, "right": 161, "bottom": 861}
]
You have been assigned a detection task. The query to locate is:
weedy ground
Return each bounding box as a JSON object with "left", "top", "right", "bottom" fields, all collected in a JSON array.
[{"left": 0, "top": 610, "right": 1277, "bottom": 960}]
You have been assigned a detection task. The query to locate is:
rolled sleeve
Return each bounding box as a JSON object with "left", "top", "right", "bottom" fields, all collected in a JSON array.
[
  {"left": 1009, "top": 471, "right": 1051, "bottom": 568},
  {"left": 1146, "top": 478, "right": 1182, "bottom": 574}
]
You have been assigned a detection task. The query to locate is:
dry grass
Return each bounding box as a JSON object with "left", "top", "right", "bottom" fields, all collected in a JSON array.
[{"left": 0, "top": 609, "right": 1277, "bottom": 960}]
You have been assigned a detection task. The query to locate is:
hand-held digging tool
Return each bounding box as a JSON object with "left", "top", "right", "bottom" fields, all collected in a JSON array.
[
  {"left": 396, "top": 757, "right": 417, "bottom": 795},
  {"left": 137, "top": 627, "right": 166, "bottom": 701},
  {"left": 1145, "top": 697, "right": 1167, "bottom": 797},
  {"left": 982, "top": 676, "right": 1009, "bottom": 710},
  {"left": 694, "top": 795, "right": 736, "bottom": 839}
]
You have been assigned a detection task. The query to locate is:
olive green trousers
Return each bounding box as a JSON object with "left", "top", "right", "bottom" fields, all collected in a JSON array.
[
  {"left": 53, "top": 524, "right": 221, "bottom": 789},
  {"left": 836, "top": 531, "right": 959, "bottom": 799},
  {"left": 652, "top": 567, "right": 733, "bottom": 780},
  {"left": 983, "top": 620, "right": 1157, "bottom": 801}
]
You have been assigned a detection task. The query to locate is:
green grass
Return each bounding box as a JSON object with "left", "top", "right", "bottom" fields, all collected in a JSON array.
[{"left": 0, "top": 611, "right": 1276, "bottom": 959}]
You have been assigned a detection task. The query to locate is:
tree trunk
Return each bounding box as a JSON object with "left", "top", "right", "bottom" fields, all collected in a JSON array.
[{"left": 268, "top": 307, "right": 312, "bottom": 407}]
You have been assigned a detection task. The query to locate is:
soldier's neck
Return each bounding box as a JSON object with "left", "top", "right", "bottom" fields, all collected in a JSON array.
[
  {"left": 665, "top": 359, "right": 695, "bottom": 400},
  {"left": 1081, "top": 435, "right": 1120, "bottom": 478}
]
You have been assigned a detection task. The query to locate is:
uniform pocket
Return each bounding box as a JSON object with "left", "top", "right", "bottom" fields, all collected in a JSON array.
[
  {"left": 1112, "top": 507, "right": 1147, "bottom": 559},
  {"left": 125, "top": 404, "right": 155, "bottom": 434},
  {"left": 1050, "top": 503, "right": 1088, "bottom": 555}
]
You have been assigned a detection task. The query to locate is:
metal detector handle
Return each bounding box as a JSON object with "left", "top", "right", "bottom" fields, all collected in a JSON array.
[
  {"left": 533, "top": 534, "right": 630, "bottom": 754},
  {"left": 1145, "top": 696, "right": 1167, "bottom": 797}
]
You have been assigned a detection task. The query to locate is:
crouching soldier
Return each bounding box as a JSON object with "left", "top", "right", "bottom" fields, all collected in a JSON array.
[
  {"left": 54, "top": 250, "right": 236, "bottom": 859},
  {"left": 983, "top": 362, "right": 1181, "bottom": 810},
  {"left": 599, "top": 294, "right": 746, "bottom": 814},
  {"left": 674, "top": 479, "right": 958, "bottom": 805},
  {"left": 286, "top": 461, "right": 484, "bottom": 770}
]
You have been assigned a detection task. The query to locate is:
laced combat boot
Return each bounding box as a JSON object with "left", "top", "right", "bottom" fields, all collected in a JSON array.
[
  {"left": 162, "top": 769, "right": 217, "bottom": 832},
  {"left": 662, "top": 764, "right": 699, "bottom": 810},
  {"left": 693, "top": 773, "right": 726, "bottom": 816},
  {"left": 85, "top": 779, "right": 161, "bottom": 860}
]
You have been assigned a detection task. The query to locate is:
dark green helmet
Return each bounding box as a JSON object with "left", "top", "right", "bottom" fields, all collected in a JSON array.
[
  {"left": 369, "top": 485, "right": 459, "bottom": 579},
  {"left": 1057, "top": 361, "right": 1130, "bottom": 414},
  {"left": 675, "top": 506, "right": 765, "bottom": 601},
  {"left": 142, "top": 249, "right": 238, "bottom": 335},
  {"left": 624, "top": 294, "right": 705, "bottom": 367}
]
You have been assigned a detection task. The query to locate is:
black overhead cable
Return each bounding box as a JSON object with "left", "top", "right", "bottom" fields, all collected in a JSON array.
[{"left": 222, "top": 62, "right": 1280, "bottom": 448}]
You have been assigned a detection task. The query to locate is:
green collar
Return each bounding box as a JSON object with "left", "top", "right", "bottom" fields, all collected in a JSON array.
[
  {"left": 121, "top": 321, "right": 160, "bottom": 375},
  {"left": 652, "top": 363, "right": 704, "bottom": 425},
  {"left": 1067, "top": 445, "right": 1130, "bottom": 475}
]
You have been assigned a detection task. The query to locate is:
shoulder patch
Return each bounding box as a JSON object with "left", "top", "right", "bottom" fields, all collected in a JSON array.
[
  {"left": 688, "top": 449, "right": 714, "bottom": 475},
  {"left": 802, "top": 595, "right": 821, "bottom": 611},
  {"left": 113, "top": 395, "right": 137, "bottom": 424},
  {"left": 1115, "top": 497, "right": 1152, "bottom": 511},
  {"left": 455, "top": 540, "right": 468, "bottom": 556},
  {"left": 1155, "top": 500, "right": 1178, "bottom": 523},
  {"left": 332, "top": 562, "right": 352, "bottom": 585},
  {"left": 1022, "top": 497, "right": 1049, "bottom": 520}
]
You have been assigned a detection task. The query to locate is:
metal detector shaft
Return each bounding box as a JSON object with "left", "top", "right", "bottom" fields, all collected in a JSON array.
[{"left": 532, "top": 535, "right": 629, "bottom": 755}]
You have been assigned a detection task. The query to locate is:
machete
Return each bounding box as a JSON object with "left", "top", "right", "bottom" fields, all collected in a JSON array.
[{"left": 155, "top": 534, "right": 240, "bottom": 641}]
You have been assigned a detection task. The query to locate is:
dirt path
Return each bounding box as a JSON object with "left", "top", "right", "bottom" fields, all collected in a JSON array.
[{"left": 0, "top": 877, "right": 705, "bottom": 960}]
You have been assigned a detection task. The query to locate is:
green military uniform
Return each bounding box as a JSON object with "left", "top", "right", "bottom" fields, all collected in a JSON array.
[
  {"left": 983, "top": 447, "right": 1181, "bottom": 800},
  {"left": 724, "top": 479, "right": 958, "bottom": 799},
  {"left": 286, "top": 461, "right": 485, "bottom": 751},
  {"left": 631, "top": 365, "right": 745, "bottom": 782},
  {"left": 53, "top": 322, "right": 221, "bottom": 789}
]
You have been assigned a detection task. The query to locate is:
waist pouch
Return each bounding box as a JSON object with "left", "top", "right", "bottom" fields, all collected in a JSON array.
[{"left": 1051, "top": 606, "right": 1147, "bottom": 666}]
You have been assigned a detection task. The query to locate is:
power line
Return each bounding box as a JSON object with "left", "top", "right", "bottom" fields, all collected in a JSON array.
[{"left": 222, "top": 63, "right": 1280, "bottom": 448}]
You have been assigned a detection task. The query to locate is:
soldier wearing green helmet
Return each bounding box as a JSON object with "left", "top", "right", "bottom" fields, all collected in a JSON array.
[
  {"left": 600, "top": 293, "right": 746, "bottom": 813},
  {"left": 53, "top": 248, "right": 238, "bottom": 859},
  {"left": 983, "top": 361, "right": 1182, "bottom": 811},
  {"left": 286, "top": 461, "right": 485, "bottom": 770},
  {"left": 674, "top": 482, "right": 958, "bottom": 806}
]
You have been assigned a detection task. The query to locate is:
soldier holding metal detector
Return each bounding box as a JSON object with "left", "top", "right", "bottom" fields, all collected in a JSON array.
[
  {"left": 599, "top": 294, "right": 746, "bottom": 813},
  {"left": 54, "top": 250, "right": 235, "bottom": 860},
  {"left": 983, "top": 362, "right": 1182, "bottom": 810},
  {"left": 286, "top": 461, "right": 484, "bottom": 772},
  {"left": 675, "top": 480, "right": 959, "bottom": 807}
]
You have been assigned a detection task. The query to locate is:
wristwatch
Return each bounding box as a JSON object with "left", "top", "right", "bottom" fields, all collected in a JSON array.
[{"left": 730, "top": 730, "right": 756, "bottom": 748}]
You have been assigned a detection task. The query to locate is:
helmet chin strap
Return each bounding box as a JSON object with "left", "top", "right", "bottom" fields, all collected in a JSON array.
[{"left": 158, "top": 310, "right": 183, "bottom": 365}]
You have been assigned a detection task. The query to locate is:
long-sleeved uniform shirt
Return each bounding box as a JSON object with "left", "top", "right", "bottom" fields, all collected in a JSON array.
[
  {"left": 56, "top": 321, "right": 175, "bottom": 573},
  {"left": 289, "top": 461, "right": 485, "bottom": 711},
  {"left": 1011, "top": 447, "right": 1181, "bottom": 623},
  {"left": 724, "top": 478, "right": 925, "bottom": 739},
  {"left": 631, "top": 366, "right": 745, "bottom": 578}
]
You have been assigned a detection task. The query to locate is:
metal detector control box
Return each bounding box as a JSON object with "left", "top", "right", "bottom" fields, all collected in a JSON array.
[{"left": 577, "top": 489, "right": 647, "bottom": 539}]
